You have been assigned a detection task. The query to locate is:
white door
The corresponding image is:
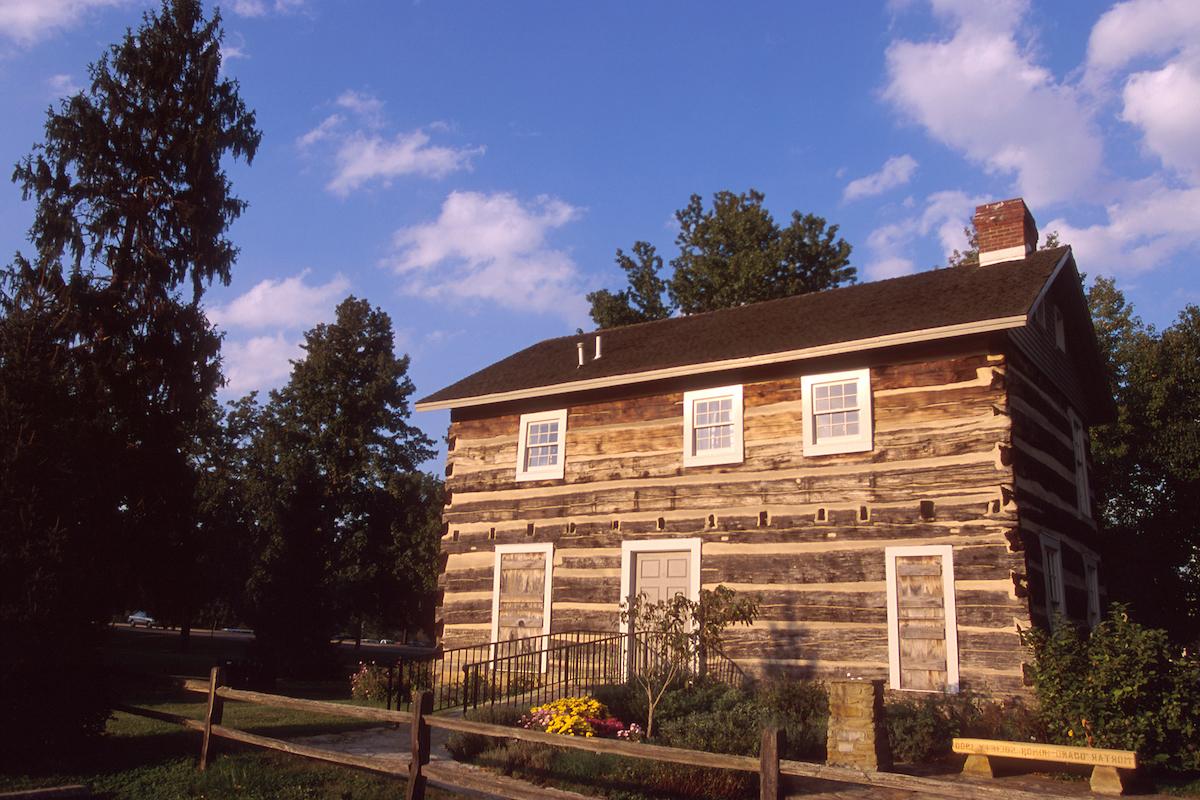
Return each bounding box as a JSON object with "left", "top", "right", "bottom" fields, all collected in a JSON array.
[{"left": 634, "top": 551, "right": 691, "bottom": 603}]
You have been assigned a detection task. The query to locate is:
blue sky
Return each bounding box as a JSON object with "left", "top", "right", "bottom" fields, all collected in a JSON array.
[{"left": 2, "top": 0, "right": 1198, "bottom": 464}]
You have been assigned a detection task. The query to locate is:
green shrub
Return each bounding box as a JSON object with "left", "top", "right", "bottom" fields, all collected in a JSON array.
[
  {"left": 657, "top": 699, "right": 761, "bottom": 755},
  {"left": 753, "top": 677, "right": 829, "bottom": 760},
  {"left": 1023, "top": 604, "right": 1200, "bottom": 770},
  {"left": 885, "top": 695, "right": 959, "bottom": 764},
  {"left": 590, "top": 682, "right": 644, "bottom": 728},
  {"left": 445, "top": 703, "right": 525, "bottom": 761},
  {"left": 349, "top": 662, "right": 390, "bottom": 703}
]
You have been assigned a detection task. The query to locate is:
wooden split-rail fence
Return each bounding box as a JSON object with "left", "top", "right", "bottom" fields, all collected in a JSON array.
[{"left": 117, "top": 667, "right": 1059, "bottom": 800}]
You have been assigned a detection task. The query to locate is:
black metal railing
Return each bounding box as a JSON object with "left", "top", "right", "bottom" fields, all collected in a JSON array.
[
  {"left": 386, "top": 628, "right": 749, "bottom": 714},
  {"left": 461, "top": 631, "right": 626, "bottom": 712}
]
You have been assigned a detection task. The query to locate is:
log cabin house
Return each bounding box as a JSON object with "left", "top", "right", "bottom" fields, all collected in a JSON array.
[{"left": 415, "top": 198, "right": 1115, "bottom": 696}]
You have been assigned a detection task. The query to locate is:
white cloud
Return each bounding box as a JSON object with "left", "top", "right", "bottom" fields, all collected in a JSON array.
[
  {"left": 209, "top": 270, "right": 350, "bottom": 395},
  {"left": 0, "top": 0, "right": 126, "bottom": 43},
  {"left": 335, "top": 89, "right": 384, "bottom": 128},
  {"left": 1121, "top": 60, "right": 1200, "bottom": 180},
  {"left": 297, "top": 90, "right": 483, "bottom": 196},
  {"left": 883, "top": 1, "right": 1103, "bottom": 205},
  {"left": 221, "top": 31, "right": 248, "bottom": 62},
  {"left": 46, "top": 72, "right": 79, "bottom": 96},
  {"left": 843, "top": 154, "right": 919, "bottom": 201},
  {"left": 208, "top": 270, "right": 349, "bottom": 331},
  {"left": 387, "top": 190, "right": 587, "bottom": 320},
  {"left": 226, "top": 0, "right": 304, "bottom": 18},
  {"left": 220, "top": 332, "right": 303, "bottom": 395},
  {"left": 1045, "top": 183, "right": 1200, "bottom": 275},
  {"left": 863, "top": 190, "right": 982, "bottom": 280},
  {"left": 1085, "top": 0, "right": 1200, "bottom": 80},
  {"left": 328, "top": 130, "right": 484, "bottom": 196},
  {"left": 296, "top": 113, "right": 342, "bottom": 149}
]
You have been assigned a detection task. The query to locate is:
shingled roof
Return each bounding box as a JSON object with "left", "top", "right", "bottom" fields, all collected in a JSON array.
[{"left": 416, "top": 246, "right": 1072, "bottom": 410}]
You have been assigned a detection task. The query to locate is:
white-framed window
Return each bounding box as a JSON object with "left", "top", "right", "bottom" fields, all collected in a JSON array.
[
  {"left": 1068, "top": 409, "right": 1091, "bottom": 519},
  {"left": 800, "top": 368, "right": 873, "bottom": 456},
  {"left": 515, "top": 409, "right": 567, "bottom": 481},
  {"left": 1084, "top": 557, "right": 1101, "bottom": 628},
  {"left": 1041, "top": 535, "right": 1065, "bottom": 621},
  {"left": 1054, "top": 306, "right": 1066, "bottom": 352},
  {"left": 884, "top": 545, "right": 960, "bottom": 693},
  {"left": 682, "top": 385, "right": 743, "bottom": 467}
]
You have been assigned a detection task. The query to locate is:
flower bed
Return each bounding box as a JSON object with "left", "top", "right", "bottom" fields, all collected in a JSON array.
[{"left": 520, "top": 695, "right": 642, "bottom": 741}]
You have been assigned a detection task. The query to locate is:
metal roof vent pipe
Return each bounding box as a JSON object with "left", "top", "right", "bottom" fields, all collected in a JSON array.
[
  {"left": 594, "top": 334, "right": 602, "bottom": 360},
  {"left": 576, "top": 341, "right": 585, "bottom": 368}
]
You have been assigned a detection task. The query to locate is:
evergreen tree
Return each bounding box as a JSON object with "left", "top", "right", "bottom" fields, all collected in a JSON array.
[
  {"left": 1, "top": 0, "right": 259, "bottom": 752},
  {"left": 245, "top": 298, "right": 436, "bottom": 672},
  {"left": 588, "top": 189, "right": 854, "bottom": 328}
]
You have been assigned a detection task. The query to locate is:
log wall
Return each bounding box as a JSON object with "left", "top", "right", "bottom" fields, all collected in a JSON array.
[
  {"left": 436, "top": 348, "right": 1035, "bottom": 695},
  {"left": 1005, "top": 334, "right": 1103, "bottom": 629}
]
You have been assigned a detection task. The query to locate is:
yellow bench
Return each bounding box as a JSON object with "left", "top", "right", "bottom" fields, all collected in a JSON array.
[{"left": 952, "top": 737, "right": 1138, "bottom": 795}]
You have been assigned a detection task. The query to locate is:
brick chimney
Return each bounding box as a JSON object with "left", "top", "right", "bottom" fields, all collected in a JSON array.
[{"left": 974, "top": 198, "right": 1038, "bottom": 266}]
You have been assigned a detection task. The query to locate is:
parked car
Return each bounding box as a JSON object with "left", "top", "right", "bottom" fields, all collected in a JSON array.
[{"left": 127, "top": 611, "right": 156, "bottom": 628}]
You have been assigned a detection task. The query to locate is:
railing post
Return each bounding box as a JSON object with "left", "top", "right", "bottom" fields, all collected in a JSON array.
[
  {"left": 200, "top": 665, "right": 225, "bottom": 771},
  {"left": 405, "top": 690, "right": 433, "bottom": 800},
  {"left": 625, "top": 596, "right": 637, "bottom": 682},
  {"left": 760, "top": 725, "right": 784, "bottom": 800}
]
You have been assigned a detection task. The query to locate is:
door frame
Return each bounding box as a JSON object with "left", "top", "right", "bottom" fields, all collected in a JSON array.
[
  {"left": 884, "top": 544, "right": 960, "bottom": 693},
  {"left": 490, "top": 543, "right": 554, "bottom": 647},
  {"left": 619, "top": 538, "right": 702, "bottom": 637}
]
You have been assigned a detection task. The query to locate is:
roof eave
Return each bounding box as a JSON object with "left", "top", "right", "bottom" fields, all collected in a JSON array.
[{"left": 415, "top": 313, "right": 1029, "bottom": 412}]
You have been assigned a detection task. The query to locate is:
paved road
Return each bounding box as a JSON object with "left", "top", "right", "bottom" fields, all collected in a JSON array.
[{"left": 110, "top": 623, "right": 434, "bottom": 659}]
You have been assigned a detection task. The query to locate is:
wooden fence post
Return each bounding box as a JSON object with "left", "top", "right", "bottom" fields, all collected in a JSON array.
[
  {"left": 200, "top": 665, "right": 225, "bottom": 771},
  {"left": 405, "top": 690, "right": 433, "bottom": 800},
  {"left": 760, "top": 725, "right": 783, "bottom": 800}
]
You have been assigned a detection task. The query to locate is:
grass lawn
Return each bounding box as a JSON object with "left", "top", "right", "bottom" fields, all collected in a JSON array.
[
  {"left": 0, "top": 690, "right": 464, "bottom": 799},
  {"left": 0, "top": 628, "right": 468, "bottom": 799}
]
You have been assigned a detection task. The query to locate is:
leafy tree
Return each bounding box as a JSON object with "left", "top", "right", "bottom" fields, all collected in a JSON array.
[
  {"left": 586, "top": 241, "right": 671, "bottom": 328},
  {"left": 588, "top": 189, "right": 854, "bottom": 327},
  {"left": 620, "top": 586, "right": 758, "bottom": 738},
  {"left": 1, "top": 0, "right": 257, "bottom": 753},
  {"left": 1088, "top": 278, "right": 1200, "bottom": 639},
  {"left": 191, "top": 395, "right": 264, "bottom": 629},
  {"left": 244, "top": 297, "right": 436, "bottom": 673}
]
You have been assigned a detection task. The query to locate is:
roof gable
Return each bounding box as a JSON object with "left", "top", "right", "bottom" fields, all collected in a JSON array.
[{"left": 418, "top": 247, "right": 1071, "bottom": 410}]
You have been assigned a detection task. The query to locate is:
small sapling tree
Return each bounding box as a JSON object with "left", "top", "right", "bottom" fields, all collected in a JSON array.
[{"left": 620, "top": 585, "right": 758, "bottom": 738}]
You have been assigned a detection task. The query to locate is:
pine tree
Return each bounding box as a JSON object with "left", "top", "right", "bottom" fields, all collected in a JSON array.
[
  {"left": 245, "top": 298, "right": 437, "bottom": 672},
  {"left": 588, "top": 189, "right": 854, "bottom": 328},
  {"left": 2, "top": 0, "right": 259, "bottom": 751}
]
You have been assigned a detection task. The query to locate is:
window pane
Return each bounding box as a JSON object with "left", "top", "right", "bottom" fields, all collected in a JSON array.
[
  {"left": 695, "top": 423, "right": 732, "bottom": 452},
  {"left": 524, "top": 420, "right": 560, "bottom": 469}
]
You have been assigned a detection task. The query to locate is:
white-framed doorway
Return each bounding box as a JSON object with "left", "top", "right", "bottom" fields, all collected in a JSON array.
[
  {"left": 490, "top": 543, "right": 554, "bottom": 656},
  {"left": 885, "top": 544, "right": 960, "bottom": 693},
  {"left": 619, "top": 538, "right": 702, "bottom": 635}
]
